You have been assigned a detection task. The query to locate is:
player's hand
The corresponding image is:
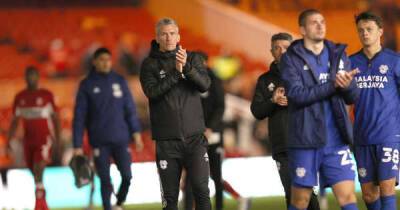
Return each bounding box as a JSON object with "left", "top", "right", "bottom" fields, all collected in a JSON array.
[
  {"left": 176, "top": 45, "right": 187, "bottom": 72},
  {"left": 176, "top": 62, "right": 183, "bottom": 73},
  {"left": 335, "top": 68, "right": 359, "bottom": 89},
  {"left": 204, "top": 128, "right": 213, "bottom": 139},
  {"left": 272, "top": 87, "right": 288, "bottom": 106},
  {"left": 73, "top": 148, "right": 84, "bottom": 156},
  {"left": 271, "top": 87, "right": 282, "bottom": 103},
  {"left": 133, "top": 132, "right": 144, "bottom": 152},
  {"left": 276, "top": 96, "right": 288, "bottom": 106}
]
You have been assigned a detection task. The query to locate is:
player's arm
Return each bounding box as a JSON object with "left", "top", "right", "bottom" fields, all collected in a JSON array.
[
  {"left": 181, "top": 53, "right": 211, "bottom": 93},
  {"left": 51, "top": 113, "right": 61, "bottom": 141},
  {"left": 280, "top": 53, "right": 336, "bottom": 107},
  {"left": 7, "top": 95, "right": 21, "bottom": 149},
  {"left": 48, "top": 93, "right": 61, "bottom": 149},
  {"left": 7, "top": 116, "right": 19, "bottom": 150},
  {"left": 51, "top": 111, "right": 61, "bottom": 156},
  {"left": 250, "top": 76, "right": 276, "bottom": 120},
  {"left": 140, "top": 58, "right": 182, "bottom": 100},
  {"left": 336, "top": 55, "right": 360, "bottom": 105},
  {"left": 72, "top": 82, "right": 89, "bottom": 155},
  {"left": 121, "top": 79, "right": 143, "bottom": 151}
]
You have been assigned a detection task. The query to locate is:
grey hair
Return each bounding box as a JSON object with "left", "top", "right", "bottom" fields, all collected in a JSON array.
[{"left": 156, "top": 18, "right": 179, "bottom": 35}]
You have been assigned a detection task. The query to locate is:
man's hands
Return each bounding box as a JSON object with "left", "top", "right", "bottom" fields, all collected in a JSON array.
[
  {"left": 272, "top": 87, "right": 288, "bottom": 106},
  {"left": 204, "top": 128, "right": 212, "bottom": 139},
  {"left": 73, "top": 148, "right": 84, "bottom": 156},
  {"left": 132, "top": 132, "right": 144, "bottom": 152},
  {"left": 176, "top": 45, "right": 187, "bottom": 72},
  {"left": 335, "top": 68, "right": 359, "bottom": 89}
]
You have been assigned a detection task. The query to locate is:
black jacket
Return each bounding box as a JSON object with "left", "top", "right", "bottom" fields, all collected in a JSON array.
[
  {"left": 200, "top": 69, "right": 225, "bottom": 147},
  {"left": 250, "top": 62, "right": 288, "bottom": 158},
  {"left": 201, "top": 69, "right": 225, "bottom": 132},
  {"left": 140, "top": 40, "right": 211, "bottom": 141}
]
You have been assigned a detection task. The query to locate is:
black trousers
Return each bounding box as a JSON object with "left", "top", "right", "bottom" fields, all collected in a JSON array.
[
  {"left": 93, "top": 143, "right": 132, "bottom": 210},
  {"left": 0, "top": 168, "right": 8, "bottom": 187},
  {"left": 184, "top": 144, "right": 224, "bottom": 210},
  {"left": 275, "top": 153, "right": 320, "bottom": 210},
  {"left": 156, "top": 135, "right": 211, "bottom": 210}
]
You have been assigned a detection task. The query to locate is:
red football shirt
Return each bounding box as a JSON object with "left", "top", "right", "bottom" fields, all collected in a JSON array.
[{"left": 13, "top": 88, "right": 57, "bottom": 145}]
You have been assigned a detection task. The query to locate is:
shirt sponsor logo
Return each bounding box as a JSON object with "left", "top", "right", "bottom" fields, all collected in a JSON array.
[
  {"left": 15, "top": 103, "right": 54, "bottom": 119},
  {"left": 319, "top": 73, "right": 329, "bottom": 84},
  {"left": 355, "top": 75, "right": 388, "bottom": 89},
  {"left": 303, "top": 65, "right": 309, "bottom": 71}
]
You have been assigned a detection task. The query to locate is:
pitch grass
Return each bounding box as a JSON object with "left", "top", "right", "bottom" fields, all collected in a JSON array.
[{"left": 55, "top": 191, "right": 400, "bottom": 210}]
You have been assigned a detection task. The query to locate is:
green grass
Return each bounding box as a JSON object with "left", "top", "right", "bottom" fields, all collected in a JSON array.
[{"left": 55, "top": 191, "right": 400, "bottom": 210}]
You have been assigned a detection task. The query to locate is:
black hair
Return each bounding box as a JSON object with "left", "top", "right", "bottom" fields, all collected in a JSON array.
[
  {"left": 25, "top": 65, "right": 39, "bottom": 75},
  {"left": 355, "top": 11, "right": 383, "bottom": 28},
  {"left": 93, "top": 47, "right": 111, "bottom": 59}
]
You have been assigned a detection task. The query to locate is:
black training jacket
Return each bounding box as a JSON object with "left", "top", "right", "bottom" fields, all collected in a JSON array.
[
  {"left": 251, "top": 62, "right": 288, "bottom": 158},
  {"left": 140, "top": 40, "right": 211, "bottom": 141}
]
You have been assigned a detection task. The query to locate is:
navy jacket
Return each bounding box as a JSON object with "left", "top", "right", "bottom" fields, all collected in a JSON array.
[
  {"left": 73, "top": 70, "right": 141, "bottom": 148},
  {"left": 280, "top": 39, "right": 359, "bottom": 148}
]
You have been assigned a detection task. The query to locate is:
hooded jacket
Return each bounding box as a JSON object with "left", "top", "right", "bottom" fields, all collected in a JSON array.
[
  {"left": 280, "top": 39, "right": 359, "bottom": 148},
  {"left": 251, "top": 61, "right": 288, "bottom": 157},
  {"left": 140, "top": 40, "right": 211, "bottom": 141},
  {"left": 73, "top": 69, "right": 141, "bottom": 148}
]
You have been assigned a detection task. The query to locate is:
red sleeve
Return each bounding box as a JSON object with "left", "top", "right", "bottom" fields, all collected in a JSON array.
[{"left": 47, "top": 91, "right": 58, "bottom": 114}]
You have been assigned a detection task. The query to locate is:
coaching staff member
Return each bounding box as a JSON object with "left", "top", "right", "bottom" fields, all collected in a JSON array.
[
  {"left": 73, "top": 47, "right": 143, "bottom": 210},
  {"left": 139, "top": 18, "right": 212, "bottom": 210}
]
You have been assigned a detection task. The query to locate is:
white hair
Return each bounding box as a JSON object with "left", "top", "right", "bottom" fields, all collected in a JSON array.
[{"left": 156, "top": 18, "right": 179, "bottom": 35}]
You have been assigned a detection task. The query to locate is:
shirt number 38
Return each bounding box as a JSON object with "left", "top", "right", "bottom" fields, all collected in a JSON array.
[{"left": 382, "top": 147, "right": 400, "bottom": 165}]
